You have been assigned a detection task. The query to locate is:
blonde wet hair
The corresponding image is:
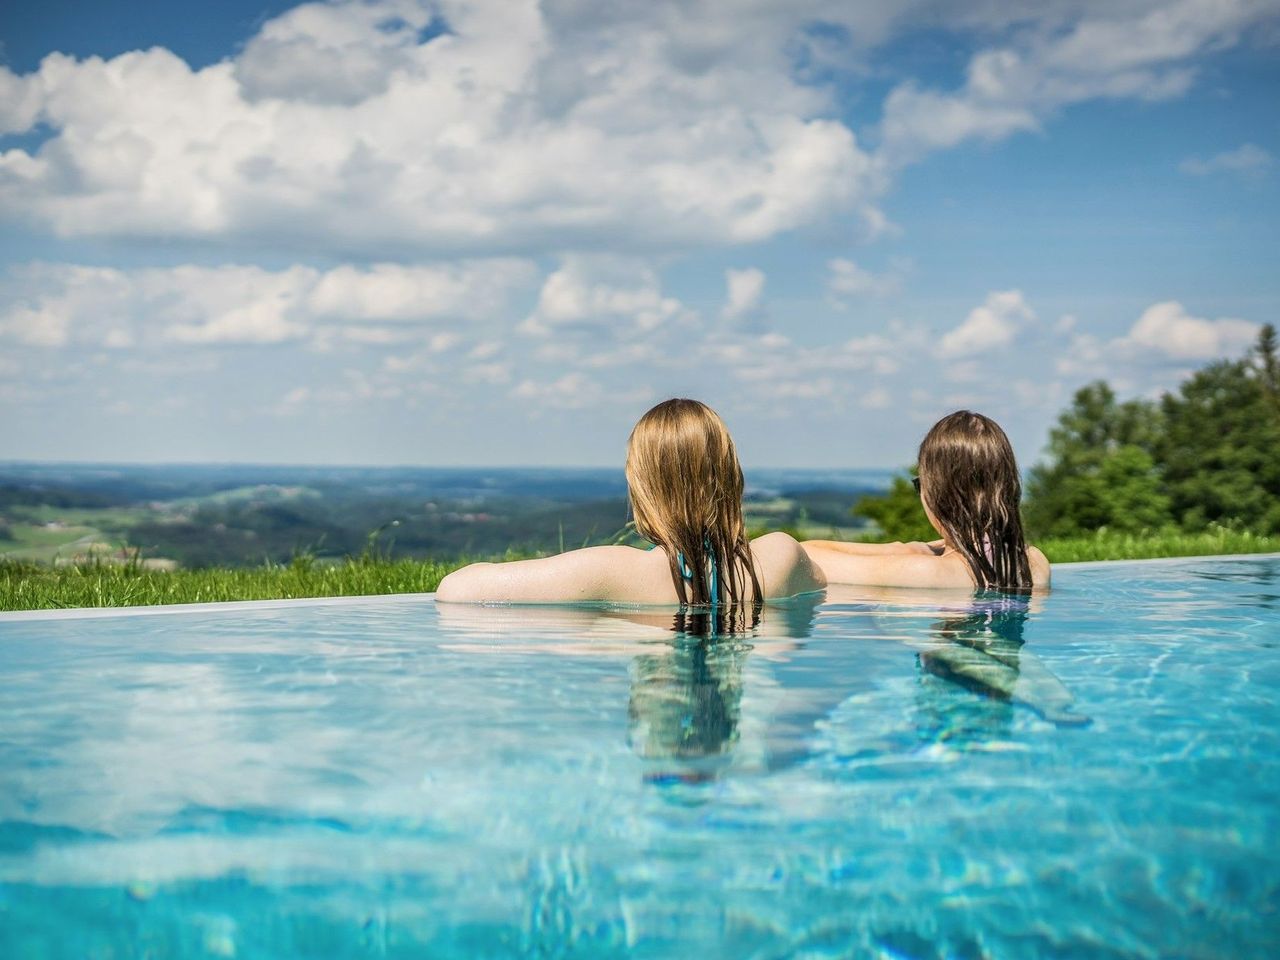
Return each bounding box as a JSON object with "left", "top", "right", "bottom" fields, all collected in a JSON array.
[{"left": 625, "top": 398, "right": 762, "bottom": 607}]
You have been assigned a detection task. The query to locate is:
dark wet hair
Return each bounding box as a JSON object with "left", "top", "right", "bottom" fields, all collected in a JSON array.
[
  {"left": 917, "top": 411, "right": 1032, "bottom": 593},
  {"left": 672, "top": 601, "right": 762, "bottom": 639}
]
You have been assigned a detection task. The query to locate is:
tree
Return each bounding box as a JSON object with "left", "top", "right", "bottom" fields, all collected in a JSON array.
[
  {"left": 1094, "top": 445, "right": 1173, "bottom": 531},
  {"left": 851, "top": 471, "right": 937, "bottom": 542},
  {"left": 1258, "top": 323, "right": 1279, "bottom": 416},
  {"left": 1159, "top": 325, "right": 1280, "bottom": 533},
  {"left": 1024, "top": 382, "right": 1170, "bottom": 537}
]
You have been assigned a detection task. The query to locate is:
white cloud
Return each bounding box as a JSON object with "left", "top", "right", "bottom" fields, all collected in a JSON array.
[
  {"left": 722, "top": 268, "right": 765, "bottom": 322},
  {"left": 165, "top": 267, "right": 316, "bottom": 345},
  {"left": 1054, "top": 301, "right": 1260, "bottom": 395},
  {"left": 0, "top": 66, "right": 42, "bottom": 134},
  {"left": 938, "top": 290, "right": 1035, "bottom": 358},
  {"left": 1056, "top": 332, "right": 1104, "bottom": 378},
  {"left": 307, "top": 261, "right": 533, "bottom": 322},
  {"left": 878, "top": 0, "right": 1273, "bottom": 166},
  {"left": 520, "top": 256, "right": 689, "bottom": 336},
  {"left": 695, "top": 327, "right": 912, "bottom": 408},
  {"left": 273, "top": 386, "right": 313, "bottom": 416},
  {"left": 826, "top": 257, "right": 903, "bottom": 299},
  {"left": 861, "top": 387, "right": 893, "bottom": 409},
  {"left": 5, "top": 2, "right": 1258, "bottom": 259},
  {"left": 880, "top": 80, "right": 1038, "bottom": 163},
  {"left": 510, "top": 371, "right": 630, "bottom": 410},
  {"left": 469, "top": 341, "right": 503, "bottom": 361},
  {"left": 234, "top": 0, "right": 439, "bottom": 106},
  {"left": 1119, "top": 301, "right": 1259, "bottom": 362},
  {"left": 0, "top": 0, "right": 880, "bottom": 256},
  {"left": 0, "top": 265, "right": 137, "bottom": 347},
  {"left": 1179, "top": 143, "right": 1273, "bottom": 176},
  {"left": 464, "top": 361, "right": 512, "bottom": 385},
  {"left": 0, "top": 259, "right": 533, "bottom": 347}
]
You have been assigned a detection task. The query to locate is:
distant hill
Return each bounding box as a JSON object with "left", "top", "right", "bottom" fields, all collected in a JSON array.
[{"left": 0, "top": 463, "right": 893, "bottom": 569}]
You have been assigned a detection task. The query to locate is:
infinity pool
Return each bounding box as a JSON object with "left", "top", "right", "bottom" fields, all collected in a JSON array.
[{"left": 2, "top": 555, "right": 1278, "bottom": 958}]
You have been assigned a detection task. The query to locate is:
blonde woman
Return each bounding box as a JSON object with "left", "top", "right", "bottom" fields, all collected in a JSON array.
[
  {"left": 436, "top": 399, "right": 826, "bottom": 604},
  {"left": 803, "top": 411, "right": 1050, "bottom": 592}
]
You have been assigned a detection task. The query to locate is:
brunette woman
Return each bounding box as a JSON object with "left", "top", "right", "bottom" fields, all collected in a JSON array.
[{"left": 803, "top": 411, "right": 1050, "bottom": 592}]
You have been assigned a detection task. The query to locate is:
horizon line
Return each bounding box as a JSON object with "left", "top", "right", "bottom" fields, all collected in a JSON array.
[{"left": 0, "top": 458, "right": 904, "bottom": 473}]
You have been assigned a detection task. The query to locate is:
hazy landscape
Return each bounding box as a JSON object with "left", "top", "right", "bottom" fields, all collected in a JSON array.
[{"left": 0, "top": 462, "right": 892, "bottom": 570}]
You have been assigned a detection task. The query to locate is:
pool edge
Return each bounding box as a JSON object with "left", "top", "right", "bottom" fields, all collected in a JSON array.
[
  {"left": 0, "top": 591, "right": 439, "bottom": 622},
  {"left": 1052, "top": 550, "right": 1280, "bottom": 570}
]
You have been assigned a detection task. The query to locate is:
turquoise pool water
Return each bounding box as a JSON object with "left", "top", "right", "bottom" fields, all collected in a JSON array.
[{"left": 1, "top": 555, "right": 1277, "bottom": 958}]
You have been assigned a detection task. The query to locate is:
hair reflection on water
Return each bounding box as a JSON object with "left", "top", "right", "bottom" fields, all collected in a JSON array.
[
  {"left": 626, "top": 604, "right": 760, "bottom": 769},
  {"left": 626, "top": 597, "right": 838, "bottom": 784}
]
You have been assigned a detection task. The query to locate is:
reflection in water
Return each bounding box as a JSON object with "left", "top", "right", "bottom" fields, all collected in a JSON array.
[
  {"left": 435, "top": 588, "right": 1085, "bottom": 778},
  {"left": 627, "top": 603, "right": 763, "bottom": 781},
  {"left": 627, "top": 597, "right": 835, "bottom": 782},
  {"left": 435, "top": 595, "right": 830, "bottom": 782},
  {"left": 669, "top": 599, "right": 762, "bottom": 640},
  {"left": 627, "top": 634, "right": 749, "bottom": 764},
  {"left": 915, "top": 593, "right": 1089, "bottom": 736}
]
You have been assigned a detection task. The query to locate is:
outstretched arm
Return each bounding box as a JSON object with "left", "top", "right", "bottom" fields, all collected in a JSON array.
[
  {"left": 802, "top": 539, "right": 940, "bottom": 557},
  {"left": 802, "top": 543, "right": 972, "bottom": 589},
  {"left": 436, "top": 546, "right": 644, "bottom": 603}
]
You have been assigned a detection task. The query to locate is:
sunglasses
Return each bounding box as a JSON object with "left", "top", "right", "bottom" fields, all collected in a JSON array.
[{"left": 911, "top": 476, "right": 921, "bottom": 494}]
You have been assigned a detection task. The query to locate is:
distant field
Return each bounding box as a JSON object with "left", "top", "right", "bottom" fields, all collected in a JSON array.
[
  {"left": 0, "top": 505, "right": 141, "bottom": 563},
  {"left": 2, "top": 477, "right": 877, "bottom": 570}
]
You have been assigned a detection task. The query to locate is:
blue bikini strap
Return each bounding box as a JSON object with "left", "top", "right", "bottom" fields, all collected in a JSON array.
[
  {"left": 675, "top": 536, "right": 720, "bottom": 606},
  {"left": 708, "top": 537, "right": 719, "bottom": 606}
]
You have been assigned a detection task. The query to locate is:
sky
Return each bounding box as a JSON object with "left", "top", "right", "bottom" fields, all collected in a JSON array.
[{"left": 1, "top": 0, "right": 1277, "bottom": 469}]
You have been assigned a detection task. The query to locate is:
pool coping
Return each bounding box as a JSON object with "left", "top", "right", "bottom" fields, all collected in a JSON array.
[
  {"left": 2, "top": 551, "right": 1277, "bottom": 623},
  {"left": 1051, "top": 550, "right": 1280, "bottom": 570},
  {"left": 0, "top": 591, "right": 439, "bottom": 622}
]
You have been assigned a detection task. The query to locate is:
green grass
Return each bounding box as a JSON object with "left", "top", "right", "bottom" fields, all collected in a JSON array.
[
  {"left": 3, "top": 528, "right": 1279, "bottom": 612},
  {"left": 1041, "top": 526, "right": 1280, "bottom": 563},
  {"left": 0, "top": 555, "right": 465, "bottom": 612}
]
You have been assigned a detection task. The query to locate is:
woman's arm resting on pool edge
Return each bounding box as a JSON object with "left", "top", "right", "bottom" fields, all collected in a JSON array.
[
  {"left": 435, "top": 546, "right": 640, "bottom": 603},
  {"left": 802, "top": 539, "right": 938, "bottom": 557},
  {"left": 808, "top": 543, "right": 1052, "bottom": 590},
  {"left": 802, "top": 544, "right": 972, "bottom": 589}
]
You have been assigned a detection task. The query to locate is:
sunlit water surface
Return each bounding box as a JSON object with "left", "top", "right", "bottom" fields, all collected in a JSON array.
[{"left": 1, "top": 556, "right": 1278, "bottom": 958}]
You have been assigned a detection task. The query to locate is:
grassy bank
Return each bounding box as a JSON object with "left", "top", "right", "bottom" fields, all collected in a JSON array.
[
  {"left": 1039, "top": 527, "right": 1280, "bottom": 563},
  {"left": 0, "top": 556, "right": 463, "bottom": 612},
  {"left": 3, "top": 529, "right": 1279, "bottom": 612}
]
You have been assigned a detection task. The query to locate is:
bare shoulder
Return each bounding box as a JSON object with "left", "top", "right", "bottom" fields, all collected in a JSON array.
[
  {"left": 751, "top": 530, "right": 804, "bottom": 557},
  {"left": 749, "top": 531, "right": 827, "bottom": 598},
  {"left": 1027, "top": 545, "right": 1052, "bottom": 588}
]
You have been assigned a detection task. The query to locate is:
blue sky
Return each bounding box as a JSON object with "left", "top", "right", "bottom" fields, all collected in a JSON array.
[{"left": 1, "top": 0, "right": 1277, "bottom": 468}]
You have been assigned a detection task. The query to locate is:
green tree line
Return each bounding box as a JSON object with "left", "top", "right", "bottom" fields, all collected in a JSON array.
[{"left": 855, "top": 324, "right": 1280, "bottom": 541}]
